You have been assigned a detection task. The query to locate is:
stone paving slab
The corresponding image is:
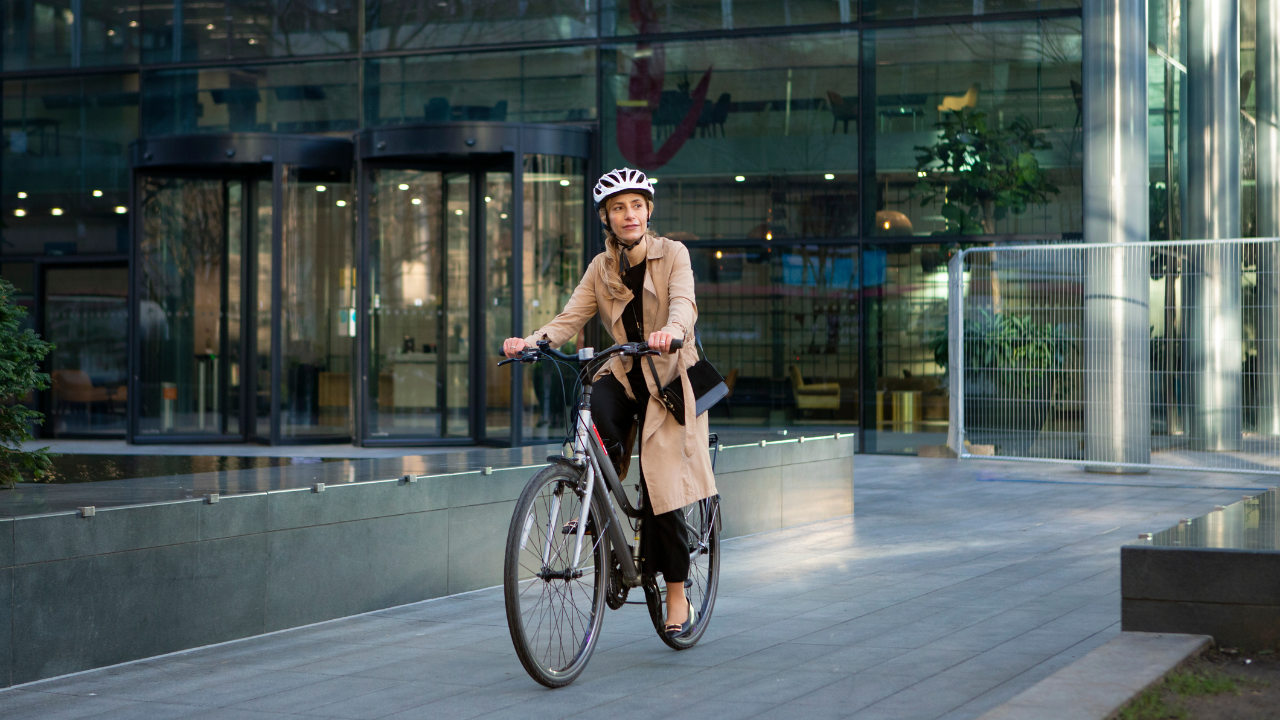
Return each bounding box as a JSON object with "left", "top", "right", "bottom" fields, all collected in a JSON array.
[
  {"left": 0, "top": 455, "right": 1267, "bottom": 719},
  {"left": 977, "top": 631, "right": 1213, "bottom": 720}
]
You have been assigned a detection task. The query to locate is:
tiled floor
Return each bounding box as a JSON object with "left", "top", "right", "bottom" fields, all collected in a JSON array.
[{"left": 1, "top": 455, "right": 1267, "bottom": 719}]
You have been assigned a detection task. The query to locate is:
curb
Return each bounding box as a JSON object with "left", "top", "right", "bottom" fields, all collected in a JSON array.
[{"left": 978, "top": 631, "right": 1213, "bottom": 720}]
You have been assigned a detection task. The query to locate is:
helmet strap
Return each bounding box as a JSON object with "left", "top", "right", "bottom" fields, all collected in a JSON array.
[{"left": 616, "top": 235, "right": 642, "bottom": 275}]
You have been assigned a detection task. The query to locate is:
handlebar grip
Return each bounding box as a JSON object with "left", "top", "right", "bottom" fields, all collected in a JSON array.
[{"left": 668, "top": 338, "right": 683, "bottom": 352}]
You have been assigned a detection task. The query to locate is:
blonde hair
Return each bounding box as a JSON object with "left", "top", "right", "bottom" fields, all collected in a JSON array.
[{"left": 597, "top": 197, "right": 658, "bottom": 299}]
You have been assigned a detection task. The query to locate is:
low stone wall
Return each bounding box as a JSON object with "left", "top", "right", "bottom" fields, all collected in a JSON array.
[{"left": 0, "top": 434, "right": 854, "bottom": 687}]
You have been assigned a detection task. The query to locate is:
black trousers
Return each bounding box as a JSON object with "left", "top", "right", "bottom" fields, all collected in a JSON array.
[{"left": 592, "top": 374, "right": 690, "bottom": 584}]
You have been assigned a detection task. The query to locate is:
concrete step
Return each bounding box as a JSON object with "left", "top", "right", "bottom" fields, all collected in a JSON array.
[{"left": 978, "top": 631, "right": 1212, "bottom": 720}]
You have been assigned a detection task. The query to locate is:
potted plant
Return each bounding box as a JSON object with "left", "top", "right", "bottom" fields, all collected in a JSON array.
[{"left": 930, "top": 310, "right": 1070, "bottom": 456}]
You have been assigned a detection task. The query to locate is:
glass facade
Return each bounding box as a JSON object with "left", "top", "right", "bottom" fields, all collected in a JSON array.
[{"left": 0, "top": 0, "right": 1095, "bottom": 450}]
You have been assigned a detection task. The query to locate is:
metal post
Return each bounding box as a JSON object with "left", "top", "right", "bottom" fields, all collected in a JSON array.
[
  {"left": 1256, "top": 0, "right": 1280, "bottom": 435},
  {"left": 1081, "top": 0, "right": 1151, "bottom": 471},
  {"left": 1185, "top": 0, "right": 1243, "bottom": 451}
]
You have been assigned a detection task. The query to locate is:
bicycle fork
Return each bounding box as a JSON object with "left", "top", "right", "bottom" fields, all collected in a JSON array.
[{"left": 572, "top": 407, "right": 643, "bottom": 589}]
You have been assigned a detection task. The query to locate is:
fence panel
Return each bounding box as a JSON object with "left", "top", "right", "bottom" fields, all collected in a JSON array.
[{"left": 950, "top": 239, "right": 1280, "bottom": 475}]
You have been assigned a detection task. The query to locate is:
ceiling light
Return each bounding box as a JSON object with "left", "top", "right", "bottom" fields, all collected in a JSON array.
[
  {"left": 765, "top": 231, "right": 772, "bottom": 240},
  {"left": 559, "top": 179, "right": 570, "bottom": 186},
  {"left": 917, "top": 170, "right": 927, "bottom": 177},
  {"left": 500, "top": 213, "right": 508, "bottom": 219},
  {"left": 735, "top": 176, "right": 745, "bottom": 182},
  {"left": 13, "top": 209, "right": 24, "bottom": 217},
  {"left": 484, "top": 196, "right": 491, "bottom": 202},
  {"left": 51, "top": 208, "right": 63, "bottom": 216},
  {"left": 206, "top": 23, "right": 215, "bottom": 29},
  {"left": 16, "top": 192, "right": 26, "bottom": 199},
  {"left": 115, "top": 206, "right": 127, "bottom": 214},
  {"left": 454, "top": 209, "right": 463, "bottom": 215},
  {"left": 398, "top": 183, "right": 409, "bottom": 190},
  {"left": 411, "top": 198, "right": 421, "bottom": 205},
  {"left": 248, "top": 38, "right": 257, "bottom": 44},
  {"left": 92, "top": 189, "right": 103, "bottom": 197},
  {"left": 107, "top": 29, "right": 115, "bottom": 36},
  {"left": 315, "top": 185, "right": 326, "bottom": 192},
  {"left": 715, "top": 251, "right": 722, "bottom": 259},
  {"left": 824, "top": 174, "right": 835, "bottom": 180},
  {"left": 883, "top": 221, "right": 891, "bottom": 229},
  {"left": 129, "top": 20, "right": 138, "bottom": 27},
  {"left": 336, "top": 200, "right": 347, "bottom": 207}
]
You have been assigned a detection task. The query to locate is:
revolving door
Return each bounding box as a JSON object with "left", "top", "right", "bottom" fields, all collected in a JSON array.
[
  {"left": 129, "top": 134, "right": 354, "bottom": 444},
  {"left": 356, "top": 123, "right": 591, "bottom": 447}
]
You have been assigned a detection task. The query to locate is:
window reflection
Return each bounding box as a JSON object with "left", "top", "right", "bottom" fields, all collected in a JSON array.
[
  {"left": 141, "top": 61, "right": 359, "bottom": 136},
  {"left": 2, "top": 73, "right": 136, "bottom": 256},
  {"left": 604, "top": 33, "right": 859, "bottom": 242},
  {"left": 139, "top": 0, "right": 357, "bottom": 64},
  {"left": 2, "top": 0, "right": 139, "bottom": 70},
  {"left": 363, "top": 47, "right": 596, "bottom": 126},
  {"left": 864, "top": 0, "right": 1079, "bottom": 21},
  {"left": 610, "top": 0, "right": 846, "bottom": 35},
  {"left": 691, "top": 244, "right": 859, "bottom": 428},
  {"left": 366, "top": 0, "right": 594, "bottom": 50},
  {"left": 873, "top": 20, "right": 1082, "bottom": 237}
]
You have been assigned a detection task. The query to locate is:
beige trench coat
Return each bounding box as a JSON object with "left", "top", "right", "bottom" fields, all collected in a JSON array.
[{"left": 523, "top": 236, "right": 717, "bottom": 515}]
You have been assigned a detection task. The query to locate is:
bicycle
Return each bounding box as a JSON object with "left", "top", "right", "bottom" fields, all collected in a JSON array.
[{"left": 500, "top": 339, "right": 721, "bottom": 688}]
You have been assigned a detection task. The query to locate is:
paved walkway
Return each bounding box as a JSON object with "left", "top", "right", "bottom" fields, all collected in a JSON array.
[{"left": 1, "top": 456, "right": 1269, "bottom": 720}]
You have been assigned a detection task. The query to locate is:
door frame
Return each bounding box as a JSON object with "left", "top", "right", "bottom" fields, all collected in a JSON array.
[{"left": 354, "top": 122, "right": 592, "bottom": 448}]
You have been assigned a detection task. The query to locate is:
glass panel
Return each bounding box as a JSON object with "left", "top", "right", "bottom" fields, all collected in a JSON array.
[
  {"left": 368, "top": 169, "right": 472, "bottom": 440},
  {"left": 610, "top": 0, "right": 844, "bottom": 35},
  {"left": 45, "top": 266, "right": 128, "bottom": 437},
  {"left": 521, "top": 155, "right": 584, "bottom": 443},
  {"left": 138, "top": 176, "right": 238, "bottom": 438},
  {"left": 255, "top": 180, "right": 273, "bottom": 438},
  {"left": 863, "top": 0, "right": 1080, "bottom": 21},
  {"left": 444, "top": 173, "right": 472, "bottom": 437},
  {"left": 861, "top": 243, "right": 956, "bottom": 454},
  {"left": 280, "top": 169, "right": 355, "bottom": 439},
  {"left": 603, "top": 33, "right": 859, "bottom": 242},
  {"left": 2, "top": 0, "right": 140, "bottom": 70},
  {"left": 873, "top": 19, "right": 1082, "bottom": 237},
  {"left": 140, "top": 61, "right": 359, "bottom": 137},
  {"left": 1149, "top": 0, "right": 1183, "bottom": 241},
  {"left": 690, "top": 244, "right": 859, "bottom": 430},
  {"left": 485, "top": 171, "right": 515, "bottom": 442},
  {"left": 2, "top": 73, "right": 137, "bottom": 256},
  {"left": 226, "top": 182, "right": 244, "bottom": 436},
  {"left": 140, "top": 0, "right": 357, "bottom": 64},
  {"left": 363, "top": 46, "right": 595, "bottom": 127},
  {"left": 366, "top": 0, "right": 593, "bottom": 50}
]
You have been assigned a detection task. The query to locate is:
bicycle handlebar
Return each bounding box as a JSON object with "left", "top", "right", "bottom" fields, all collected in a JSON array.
[{"left": 498, "top": 338, "right": 682, "bottom": 367}]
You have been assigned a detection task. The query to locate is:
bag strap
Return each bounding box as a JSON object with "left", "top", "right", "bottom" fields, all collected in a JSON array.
[{"left": 645, "top": 324, "right": 697, "bottom": 395}]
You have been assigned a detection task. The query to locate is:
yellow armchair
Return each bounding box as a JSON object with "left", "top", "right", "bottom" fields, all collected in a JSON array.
[{"left": 788, "top": 366, "right": 841, "bottom": 410}]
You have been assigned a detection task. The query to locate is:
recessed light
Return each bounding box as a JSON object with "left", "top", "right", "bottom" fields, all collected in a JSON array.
[
  {"left": 500, "top": 213, "right": 508, "bottom": 219},
  {"left": 336, "top": 200, "right": 347, "bottom": 207},
  {"left": 824, "top": 174, "right": 835, "bottom": 180},
  {"left": 715, "top": 251, "right": 722, "bottom": 259},
  {"left": 484, "top": 196, "right": 492, "bottom": 203},
  {"left": 398, "top": 184, "right": 409, "bottom": 190},
  {"left": 107, "top": 29, "right": 115, "bottom": 36},
  {"left": 115, "top": 206, "right": 127, "bottom": 214},
  {"left": 559, "top": 179, "right": 570, "bottom": 186},
  {"left": 206, "top": 23, "right": 215, "bottom": 29},
  {"left": 248, "top": 38, "right": 257, "bottom": 44},
  {"left": 650, "top": 178, "right": 659, "bottom": 184},
  {"left": 13, "top": 209, "right": 25, "bottom": 217},
  {"left": 17, "top": 192, "right": 26, "bottom": 199},
  {"left": 316, "top": 185, "right": 326, "bottom": 192},
  {"left": 51, "top": 208, "right": 63, "bottom": 216},
  {"left": 92, "top": 189, "right": 103, "bottom": 197},
  {"left": 454, "top": 209, "right": 463, "bottom": 215},
  {"left": 735, "top": 176, "right": 745, "bottom": 182},
  {"left": 129, "top": 20, "right": 138, "bottom": 27},
  {"left": 411, "top": 198, "right": 421, "bottom": 205}
]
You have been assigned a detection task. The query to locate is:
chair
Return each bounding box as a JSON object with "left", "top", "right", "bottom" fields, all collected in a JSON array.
[
  {"left": 788, "top": 366, "right": 840, "bottom": 411},
  {"left": 653, "top": 90, "right": 691, "bottom": 139},
  {"left": 52, "top": 370, "right": 110, "bottom": 423},
  {"left": 938, "top": 84, "right": 979, "bottom": 113},
  {"left": 424, "top": 97, "right": 450, "bottom": 121},
  {"left": 698, "top": 93, "right": 731, "bottom": 137},
  {"left": 826, "top": 91, "right": 857, "bottom": 134}
]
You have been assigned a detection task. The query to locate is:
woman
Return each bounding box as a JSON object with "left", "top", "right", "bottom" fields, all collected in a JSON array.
[{"left": 502, "top": 167, "right": 717, "bottom": 638}]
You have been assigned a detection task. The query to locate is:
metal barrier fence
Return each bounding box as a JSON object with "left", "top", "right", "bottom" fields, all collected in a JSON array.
[{"left": 948, "top": 238, "right": 1280, "bottom": 475}]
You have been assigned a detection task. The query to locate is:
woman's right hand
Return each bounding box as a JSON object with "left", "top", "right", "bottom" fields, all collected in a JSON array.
[{"left": 502, "top": 338, "right": 530, "bottom": 359}]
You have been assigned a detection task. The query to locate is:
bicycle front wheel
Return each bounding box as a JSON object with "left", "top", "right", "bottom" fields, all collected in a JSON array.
[
  {"left": 504, "top": 464, "right": 608, "bottom": 687},
  {"left": 645, "top": 494, "right": 721, "bottom": 650}
]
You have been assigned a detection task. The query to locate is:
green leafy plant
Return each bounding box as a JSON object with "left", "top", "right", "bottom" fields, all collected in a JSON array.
[
  {"left": 0, "top": 279, "right": 53, "bottom": 488},
  {"left": 930, "top": 311, "right": 1070, "bottom": 397},
  {"left": 914, "top": 108, "right": 1060, "bottom": 234}
]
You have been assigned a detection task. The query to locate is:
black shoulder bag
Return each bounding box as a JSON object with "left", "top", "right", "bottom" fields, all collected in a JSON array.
[{"left": 645, "top": 330, "right": 728, "bottom": 426}]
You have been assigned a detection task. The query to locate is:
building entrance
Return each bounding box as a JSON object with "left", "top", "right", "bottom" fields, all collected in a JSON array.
[
  {"left": 129, "top": 134, "right": 354, "bottom": 444},
  {"left": 355, "top": 123, "right": 591, "bottom": 447}
]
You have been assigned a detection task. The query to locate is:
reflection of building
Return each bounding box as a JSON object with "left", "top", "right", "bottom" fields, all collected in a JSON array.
[{"left": 0, "top": 1, "right": 1254, "bottom": 453}]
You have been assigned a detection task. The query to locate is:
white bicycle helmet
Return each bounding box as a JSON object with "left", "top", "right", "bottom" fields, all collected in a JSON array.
[{"left": 593, "top": 167, "right": 654, "bottom": 208}]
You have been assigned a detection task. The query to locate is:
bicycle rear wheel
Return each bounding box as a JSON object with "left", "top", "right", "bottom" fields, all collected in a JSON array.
[
  {"left": 504, "top": 464, "right": 608, "bottom": 687},
  {"left": 644, "top": 494, "right": 720, "bottom": 650}
]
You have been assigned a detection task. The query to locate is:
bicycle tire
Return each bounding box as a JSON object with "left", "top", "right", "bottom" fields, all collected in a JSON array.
[
  {"left": 504, "top": 464, "right": 608, "bottom": 687},
  {"left": 644, "top": 494, "right": 721, "bottom": 650}
]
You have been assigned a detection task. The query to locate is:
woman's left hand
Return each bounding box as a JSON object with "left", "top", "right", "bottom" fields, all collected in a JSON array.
[{"left": 648, "top": 330, "right": 677, "bottom": 353}]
